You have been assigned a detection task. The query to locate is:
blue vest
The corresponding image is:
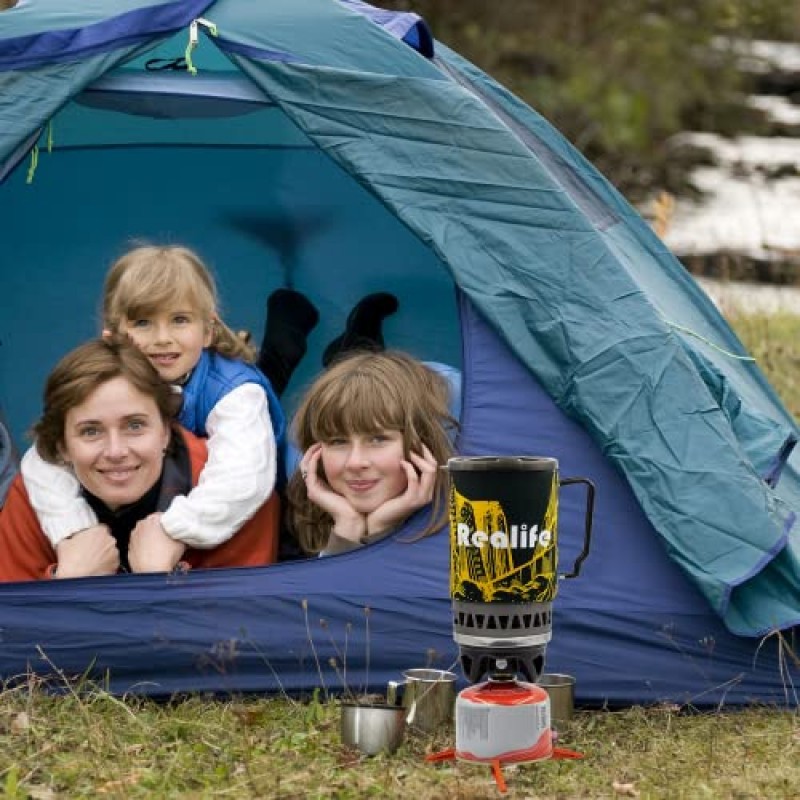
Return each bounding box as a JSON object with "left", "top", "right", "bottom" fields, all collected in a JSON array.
[{"left": 178, "top": 350, "right": 286, "bottom": 452}]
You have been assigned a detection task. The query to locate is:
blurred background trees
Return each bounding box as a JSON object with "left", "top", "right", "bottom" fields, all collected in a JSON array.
[{"left": 383, "top": 0, "right": 800, "bottom": 202}]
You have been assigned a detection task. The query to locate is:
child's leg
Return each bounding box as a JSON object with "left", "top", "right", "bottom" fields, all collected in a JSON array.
[
  {"left": 322, "top": 292, "right": 399, "bottom": 367},
  {"left": 257, "top": 289, "right": 319, "bottom": 396}
]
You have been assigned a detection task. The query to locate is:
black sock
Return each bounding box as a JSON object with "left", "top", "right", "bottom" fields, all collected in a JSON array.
[
  {"left": 257, "top": 289, "right": 319, "bottom": 396},
  {"left": 322, "top": 292, "right": 399, "bottom": 368}
]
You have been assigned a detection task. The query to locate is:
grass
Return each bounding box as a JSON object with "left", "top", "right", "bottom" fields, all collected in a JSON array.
[
  {"left": 1, "top": 682, "right": 798, "bottom": 799},
  {"left": 727, "top": 310, "right": 800, "bottom": 421},
  {"left": 1, "top": 306, "right": 797, "bottom": 800}
]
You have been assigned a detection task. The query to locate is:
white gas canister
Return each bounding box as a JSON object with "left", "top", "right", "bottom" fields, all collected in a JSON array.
[{"left": 455, "top": 678, "right": 552, "bottom": 763}]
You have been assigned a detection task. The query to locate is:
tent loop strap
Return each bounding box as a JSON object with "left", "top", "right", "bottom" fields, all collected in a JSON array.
[
  {"left": 185, "top": 17, "right": 218, "bottom": 76},
  {"left": 25, "top": 144, "right": 39, "bottom": 184},
  {"left": 145, "top": 57, "right": 188, "bottom": 71},
  {"left": 665, "top": 319, "right": 756, "bottom": 362},
  {"left": 24, "top": 121, "right": 55, "bottom": 184}
]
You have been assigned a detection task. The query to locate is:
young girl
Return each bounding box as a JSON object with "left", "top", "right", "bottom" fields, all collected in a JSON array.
[
  {"left": 286, "top": 350, "right": 457, "bottom": 556},
  {"left": 21, "top": 245, "right": 285, "bottom": 562}
]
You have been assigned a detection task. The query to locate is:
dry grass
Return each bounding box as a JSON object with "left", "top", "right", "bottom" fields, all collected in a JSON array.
[
  {"left": 1, "top": 681, "right": 798, "bottom": 799},
  {"left": 727, "top": 310, "right": 800, "bottom": 421}
]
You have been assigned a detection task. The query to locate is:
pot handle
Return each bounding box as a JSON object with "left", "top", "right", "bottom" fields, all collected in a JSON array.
[
  {"left": 386, "top": 680, "right": 402, "bottom": 706},
  {"left": 558, "top": 476, "right": 595, "bottom": 579}
]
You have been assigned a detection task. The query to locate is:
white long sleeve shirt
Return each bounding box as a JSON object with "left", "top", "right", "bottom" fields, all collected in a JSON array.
[{"left": 21, "top": 383, "right": 276, "bottom": 549}]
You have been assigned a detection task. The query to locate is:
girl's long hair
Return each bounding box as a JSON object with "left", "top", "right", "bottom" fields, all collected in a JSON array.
[
  {"left": 286, "top": 350, "right": 457, "bottom": 555},
  {"left": 102, "top": 244, "right": 256, "bottom": 362}
]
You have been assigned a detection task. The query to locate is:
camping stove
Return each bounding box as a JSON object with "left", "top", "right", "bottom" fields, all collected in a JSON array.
[
  {"left": 446, "top": 456, "right": 595, "bottom": 684},
  {"left": 444, "top": 456, "right": 594, "bottom": 767}
]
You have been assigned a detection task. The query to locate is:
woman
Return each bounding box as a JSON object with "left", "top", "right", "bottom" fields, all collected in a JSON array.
[
  {"left": 286, "top": 350, "right": 457, "bottom": 556},
  {"left": 0, "top": 339, "right": 279, "bottom": 581}
]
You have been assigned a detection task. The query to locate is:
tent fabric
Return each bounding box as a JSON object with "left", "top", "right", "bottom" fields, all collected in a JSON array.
[
  {"left": 0, "top": 1, "right": 213, "bottom": 70},
  {"left": 678, "top": 341, "right": 797, "bottom": 486},
  {"left": 206, "top": 5, "right": 798, "bottom": 632},
  {"left": 0, "top": 0, "right": 798, "bottom": 702},
  {"left": 0, "top": 292, "right": 795, "bottom": 707}
]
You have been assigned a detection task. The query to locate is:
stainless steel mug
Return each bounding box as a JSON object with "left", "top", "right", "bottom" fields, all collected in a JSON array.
[
  {"left": 340, "top": 702, "right": 406, "bottom": 755},
  {"left": 388, "top": 668, "right": 457, "bottom": 732},
  {"left": 537, "top": 673, "right": 576, "bottom": 727}
]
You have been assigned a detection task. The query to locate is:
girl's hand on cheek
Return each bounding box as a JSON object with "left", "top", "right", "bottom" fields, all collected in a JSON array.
[
  {"left": 300, "top": 444, "right": 366, "bottom": 543},
  {"left": 366, "top": 445, "right": 438, "bottom": 536}
]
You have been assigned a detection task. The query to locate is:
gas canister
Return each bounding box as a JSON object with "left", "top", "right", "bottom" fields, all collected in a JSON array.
[{"left": 455, "top": 678, "right": 552, "bottom": 763}]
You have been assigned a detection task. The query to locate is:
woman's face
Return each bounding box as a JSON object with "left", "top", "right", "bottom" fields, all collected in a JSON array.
[
  {"left": 60, "top": 376, "right": 170, "bottom": 510},
  {"left": 320, "top": 429, "right": 409, "bottom": 514}
]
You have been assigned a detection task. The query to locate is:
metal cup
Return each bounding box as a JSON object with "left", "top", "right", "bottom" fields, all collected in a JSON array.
[
  {"left": 537, "top": 673, "right": 575, "bottom": 726},
  {"left": 340, "top": 702, "right": 406, "bottom": 756},
  {"left": 388, "top": 668, "right": 457, "bottom": 732}
]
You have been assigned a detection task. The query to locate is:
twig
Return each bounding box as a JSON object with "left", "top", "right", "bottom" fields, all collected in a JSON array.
[{"left": 301, "top": 599, "right": 327, "bottom": 699}]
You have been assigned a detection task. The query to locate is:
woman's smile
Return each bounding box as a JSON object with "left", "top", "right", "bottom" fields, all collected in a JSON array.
[{"left": 97, "top": 464, "right": 140, "bottom": 485}]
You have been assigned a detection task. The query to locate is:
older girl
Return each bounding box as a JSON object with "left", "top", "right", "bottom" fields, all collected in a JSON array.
[
  {"left": 287, "top": 351, "right": 456, "bottom": 556},
  {"left": 21, "top": 245, "right": 283, "bottom": 564}
]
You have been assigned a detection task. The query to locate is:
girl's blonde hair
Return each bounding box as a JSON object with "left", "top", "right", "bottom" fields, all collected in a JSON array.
[
  {"left": 102, "top": 245, "right": 255, "bottom": 362},
  {"left": 286, "top": 350, "right": 458, "bottom": 555}
]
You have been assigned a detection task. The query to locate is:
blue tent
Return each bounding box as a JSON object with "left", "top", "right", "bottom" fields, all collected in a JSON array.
[{"left": 1, "top": 0, "right": 798, "bottom": 706}]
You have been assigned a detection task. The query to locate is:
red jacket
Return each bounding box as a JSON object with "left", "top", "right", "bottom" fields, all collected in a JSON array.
[{"left": 0, "top": 428, "right": 279, "bottom": 582}]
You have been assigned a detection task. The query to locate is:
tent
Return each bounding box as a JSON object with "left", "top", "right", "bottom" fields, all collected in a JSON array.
[{"left": 0, "top": 0, "right": 798, "bottom": 706}]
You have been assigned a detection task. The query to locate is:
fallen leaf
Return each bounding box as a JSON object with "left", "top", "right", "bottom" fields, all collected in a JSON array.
[
  {"left": 28, "top": 788, "right": 57, "bottom": 800},
  {"left": 10, "top": 711, "right": 30, "bottom": 733},
  {"left": 612, "top": 780, "right": 640, "bottom": 797},
  {"left": 230, "top": 704, "right": 265, "bottom": 725},
  {"left": 95, "top": 773, "right": 142, "bottom": 794}
]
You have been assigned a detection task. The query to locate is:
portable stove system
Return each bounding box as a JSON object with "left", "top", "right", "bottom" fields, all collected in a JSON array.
[{"left": 445, "top": 456, "right": 595, "bottom": 766}]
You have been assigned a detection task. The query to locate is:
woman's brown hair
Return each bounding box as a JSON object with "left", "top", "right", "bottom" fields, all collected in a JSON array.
[
  {"left": 286, "top": 350, "right": 457, "bottom": 554},
  {"left": 33, "top": 338, "right": 181, "bottom": 463}
]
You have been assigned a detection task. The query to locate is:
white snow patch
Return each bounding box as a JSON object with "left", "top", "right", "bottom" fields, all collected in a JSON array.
[
  {"left": 719, "top": 38, "right": 800, "bottom": 74},
  {"left": 736, "top": 39, "right": 800, "bottom": 73},
  {"left": 660, "top": 132, "right": 800, "bottom": 258},
  {"left": 748, "top": 94, "right": 800, "bottom": 125}
]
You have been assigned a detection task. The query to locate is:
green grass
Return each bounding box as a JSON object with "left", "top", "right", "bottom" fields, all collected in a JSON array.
[
  {"left": 1, "top": 683, "right": 798, "bottom": 799},
  {"left": 727, "top": 311, "right": 800, "bottom": 422}
]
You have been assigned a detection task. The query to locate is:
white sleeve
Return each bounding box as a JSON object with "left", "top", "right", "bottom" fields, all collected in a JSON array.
[
  {"left": 20, "top": 446, "right": 98, "bottom": 546},
  {"left": 160, "top": 383, "right": 277, "bottom": 549}
]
